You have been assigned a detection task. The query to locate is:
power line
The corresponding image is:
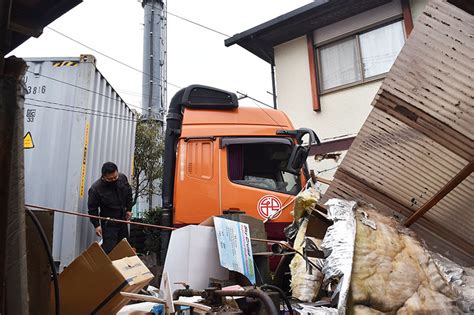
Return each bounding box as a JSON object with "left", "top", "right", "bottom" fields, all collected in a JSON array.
[
  {"left": 25, "top": 69, "right": 154, "bottom": 115},
  {"left": 143, "top": 3, "right": 230, "bottom": 38},
  {"left": 26, "top": 97, "right": 139, "bottom": 121},
  {"left": 236, "top": 91, "right": 285, "bottom": 130},
  {"left": 237, "top": 91, "right": 272, "bottom": 108},
  {"left": 159, "top": 9, "right": 275, "bottom": 112},
  {"left": 25, "top": 102, "right": 139, "bottom": 123},
  {"left": 116, "top": 88, "right": 162, "bottom": 103},
  {"left": 46, "top": 26, "right": 181, "bottom": 90},
  {"left": 44, "top": 10, "right": 279, "bottom": 123},
  {"left": 166, "top": 10, "right": 230, "bottom": 38}
]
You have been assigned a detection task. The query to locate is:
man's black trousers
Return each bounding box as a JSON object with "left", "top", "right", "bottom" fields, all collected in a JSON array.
[{"left": 101, "top": 221, "right": 129, "bottom": 254}]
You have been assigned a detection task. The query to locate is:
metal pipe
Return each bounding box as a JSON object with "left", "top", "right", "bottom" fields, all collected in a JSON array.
[
  {"left": 260, "top": 284, "right": 293, "bottom": 314},
  {"left": 161, "top": 88, "right": 186, "bottom": 263},
  {"left": 172, "top": 289, "right": 205, "bottom": 301},
  {"left": 27, "top": 204, "right": 295, "bottom": 246},
  {"left": 270, "top": 63, "right": 277, "bottom": 109},
  {"left": 215, "top": 289, "right": 278, "bottom": 315},
  {"left": 25, "top": 204, "right": 176, "bottom": 231}
]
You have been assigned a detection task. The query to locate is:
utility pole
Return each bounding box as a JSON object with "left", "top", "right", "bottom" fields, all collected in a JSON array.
[{"left": 142, "top": 0, "right": 167, "bottom": 211}]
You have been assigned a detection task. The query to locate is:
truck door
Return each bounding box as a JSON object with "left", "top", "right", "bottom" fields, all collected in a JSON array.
[
  {"left": 173, "top": 138, "right": 220, "bottom": 224},
  {"left": 219, "top": 137, "right": 302, "bottom": 227}
]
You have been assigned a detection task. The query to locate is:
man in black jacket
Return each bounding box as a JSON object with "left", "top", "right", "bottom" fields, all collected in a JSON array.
[{"left": 88, "top": 162, "right": 133, "bottom": 253}]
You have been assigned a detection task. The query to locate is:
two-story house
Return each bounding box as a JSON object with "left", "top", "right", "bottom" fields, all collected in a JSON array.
[{"left": 225, "top": 0, "right": 428, "bottom": 187}]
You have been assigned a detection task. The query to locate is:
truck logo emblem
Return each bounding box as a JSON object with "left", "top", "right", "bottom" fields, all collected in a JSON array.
[{"left": 257, "top": 195, "right": 282, "bottom": 220}]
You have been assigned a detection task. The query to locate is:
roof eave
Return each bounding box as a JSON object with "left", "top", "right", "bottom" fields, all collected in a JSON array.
[
  {"left": 5, "top": 0, "right": 82, "bottom": 54},
  {"left": 225, "top": 0, "right": 392, "bottom": 64}
]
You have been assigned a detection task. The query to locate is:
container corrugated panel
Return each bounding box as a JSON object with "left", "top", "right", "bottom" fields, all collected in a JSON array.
[
  {"left": 23, "top": 55, "right": 137, "bottom": 268},
  {"left": 321, "top": 0, "right": 473, "bottom": 265}
]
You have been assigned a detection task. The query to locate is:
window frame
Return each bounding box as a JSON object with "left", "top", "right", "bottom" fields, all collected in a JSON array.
[
  {"left": 316, "top": 17, "right": 406, "bottom": 95},
  {"left": 223, "top": 137, "right": 302, "bottom": 196}
]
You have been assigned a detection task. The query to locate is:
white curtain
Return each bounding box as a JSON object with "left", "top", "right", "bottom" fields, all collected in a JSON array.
[
  {"left": 360, "top": 21, "right": 405, "bottom": 78},
  {"left": 319, "top": 37, "right": 360, "bottom": 90}
]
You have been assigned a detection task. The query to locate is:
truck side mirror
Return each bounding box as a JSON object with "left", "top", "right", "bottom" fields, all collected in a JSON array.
[
  {"left": 277, "top": 128, "right": 320, "bottom": 175},
  {"left": 285, "top": 145, "right": 309, "bottom": 174}
]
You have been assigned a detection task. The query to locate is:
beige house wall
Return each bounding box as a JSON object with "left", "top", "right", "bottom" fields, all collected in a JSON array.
[
  {"left": 272, "top": 0, "right": 428, "bottom": 181},
  {"left": 274, "top": 37, "right": 382, "bottom": 140}
]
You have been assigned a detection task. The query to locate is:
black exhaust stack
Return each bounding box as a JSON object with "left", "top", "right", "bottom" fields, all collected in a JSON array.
[{"left": 160, "top": 85, "right": 238, "bottom": 263}]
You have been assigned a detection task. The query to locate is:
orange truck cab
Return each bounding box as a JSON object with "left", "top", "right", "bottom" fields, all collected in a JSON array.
[{"left": 161, "top": 85, "right": 319, "bottom": 245}]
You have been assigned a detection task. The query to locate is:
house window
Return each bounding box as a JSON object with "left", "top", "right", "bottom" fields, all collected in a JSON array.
[{"left": 318, "top": 20, "right": 405, "bottom": 92}]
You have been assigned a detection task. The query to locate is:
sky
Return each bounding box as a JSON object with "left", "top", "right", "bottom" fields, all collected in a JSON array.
[{"left": 9, "top": 0, "right": 312, "bottom": 112}]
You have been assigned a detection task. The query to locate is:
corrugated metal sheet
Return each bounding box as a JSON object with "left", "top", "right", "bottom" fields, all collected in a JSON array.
[
  {"left": 23, "top": 55, "right": 137, "bottom": 268},
  {"left": 322, "top": 0, "right": 473, "bottom": 265}
]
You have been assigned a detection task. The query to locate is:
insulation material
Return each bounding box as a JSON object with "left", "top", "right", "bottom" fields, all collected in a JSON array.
[
  {"left": 289, "top": 187, "right": 324, "bottom": 302},
  {"left": 321, "top": 199, "right": 357, "bottom": 314},
  {"left": 348, "top": 206, "right": 461, "bottom": 314},
  {"left": 432, "top": 253, "right": 474, "bottom": 313},
  {"left": 290, "top": 218, "right": 323, "bottom": 302},
  {"left": 291, "top": 187, "right": 320, "bottom": 221}
]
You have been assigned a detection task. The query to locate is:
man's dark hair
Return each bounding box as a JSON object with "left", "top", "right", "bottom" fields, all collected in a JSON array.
[{"left": 101, "top": 162, "right": 118, "bottom": 176}]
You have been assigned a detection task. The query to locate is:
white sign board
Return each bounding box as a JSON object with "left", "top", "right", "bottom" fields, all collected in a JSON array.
[{"left": 213, "top": 217, "right": 256, "bottom": 284}]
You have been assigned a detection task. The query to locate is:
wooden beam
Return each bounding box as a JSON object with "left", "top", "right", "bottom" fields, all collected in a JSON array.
[
  {"left": 404, "top": 161, "right": 473, "bottom": 226},
  {"left": 401, "top": 0, "right": 414, "bottom": 36},
  {"left": 0, "top": 56, "right": 29, "bottom": 315},
  {"left": 308, "top": 136, "right": 355, "bottom": 156},
  {"left": 306, "top": 33, "right": 320, "bottom": 112},
  {"left": 0, "top": 65, "right": 16, "bottom": 315},
  {"left": 120, "top": 292, "right": 166, "bottom": 304},
  {"left": 315, "top": 176, "right": 332, "bottom": 186}
]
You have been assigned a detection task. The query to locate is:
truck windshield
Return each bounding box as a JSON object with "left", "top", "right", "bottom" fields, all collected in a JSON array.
[{"left": 227, "top": 141, "right": 302, "bottom": 195}]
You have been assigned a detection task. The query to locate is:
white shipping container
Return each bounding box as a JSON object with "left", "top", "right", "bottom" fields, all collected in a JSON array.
[{"left": 23, "top": 55, "right": 137, "bottom": 269}]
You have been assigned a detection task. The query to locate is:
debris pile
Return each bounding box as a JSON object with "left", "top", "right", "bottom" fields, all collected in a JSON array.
[{"left": 54, "top": 190, "right": 471, "bottom": 314}]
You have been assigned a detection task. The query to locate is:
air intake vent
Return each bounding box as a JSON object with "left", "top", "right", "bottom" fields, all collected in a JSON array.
[{"left": 182, "top": 85, "right": 238, "bottom": 109}]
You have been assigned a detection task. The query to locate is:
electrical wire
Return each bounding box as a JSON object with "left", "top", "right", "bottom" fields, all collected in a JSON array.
[
  {"left": 165, "top": 10, "right": 231, "bottom": 37},
  {"left": 47, "top": 27, "right": 181, "bottom": 90},
  {"left": 25, "top": 102, "right": 139, "bottom": 123},
  {"left": 25, "top": 70, "right": 144, "bottom": 113},
  {"left": 237, "top": 91, "right": 273, "bottom": 109},
  {"left": 116, "top": 88, "right": 163, "bottom": 104},
  {"left": 25, "top": 69, "right": 275, "bottom": 128},
  {"left": 26, "top": 97, "right": 139, "bottom": 121},
  {"left": 26, "top": 208, "right": 60, "bottom": 315},
  {"left": 25, "top": 70, "right": 167, "bottom": 118},
  {"left": 24, "top": 74, "right": 283, "bottom": 134},
  {"left": 47, "top": 14, "right": 271, "bottom": 114},
  {"left": 143, "top": 2, "right": 231, "bottom": 37}
]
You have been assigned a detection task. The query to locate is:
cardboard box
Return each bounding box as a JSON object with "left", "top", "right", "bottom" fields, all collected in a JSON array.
[{"left": 54, "top": 239, "right": 154, "bottom": 314}]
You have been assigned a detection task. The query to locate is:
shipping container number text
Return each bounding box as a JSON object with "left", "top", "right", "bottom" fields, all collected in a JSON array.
[{"left": 26, "top": 85, "right": 47, "bottom": 95}]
